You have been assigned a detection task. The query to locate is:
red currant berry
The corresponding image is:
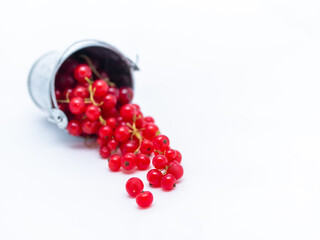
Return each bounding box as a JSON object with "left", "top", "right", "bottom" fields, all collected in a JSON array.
[
  {"left": 165, "top": 148, "right": 177, "bottom": 162},
  {"left": 147, "top": 169, "right": 163, "bottom": 187},
  {"left": 92, "top": 79, "right": 109, "bottom": 98},
  {"left": 108, "top": 154, "right": 121, "bottom": 171},
  {"left": 142, "top": 123, "right": 159, "bottom": 140},
  {"left": 97, "top": 137, "right": 108, "bottom": 146},
  {"left": 144, "top": 116, "right": 154, "bottom": 123},
  {"left": 153, "top": 135, "right": 170, "bottom": 151},
  {"left": 81, "top": 119, "right": 100, "bottom": 134},
  {"left": 173, "top": 150, "right": 182, "bottom": 163},
  {"left": 167, "top": 161, "right": 184, "bottom": 180},
  {"left": 136, "top": 154, "right": 151, "bottom": 170},
  {"left": 66, "top": 120, "right": 82, "bottom": 136},
  {"left": 101, "top": 107, "right": 118, "bottom": 119},
  {"left": 55, "top": 74, "right": 76, "bottom": 90},
  {"left": 161, "top": 174, "right": 176, "bottom": 190},
  {"left": 58, "top": 103, "right": 68, "bottom": 112},
  {"left": 69, "top": 97, "right": 85, "bottom": 115},
  {"left": 73, "top": 86, "right": 89, "bottom": 98},
  {"left": 106, "top": 117, "right": 117, "bottom": 129},
  {"left": 107, "top": 139, "right": 118, "bottom": 151},
  {"left": 108, "top": 86, "right": 119, "bottom": 99},
  {"left": 140, "top": 139, "right": 154, "bottom": 155},
  {"left": 102, "top": 94, "right": 117, "bottom": 110},
  {"left": 121, "top": 153, "right": 136, "bottom": 170},
  {"left": 99, "top": 145, "right": 111, "bottom": 159},
  {"left": 63, "top": 88, "right": 73, "bottom": 99},
  {"left": 136, "top": 191, "right": 153, "bottom": 208},
  {"left": 120, "top": 104, "right": 136, "bottom": 121},
  {"left": 120, "top": 140, "right": 139, "bottom": 154},
  {"left": 125, "top": 177, "right": 144, "bottom": 197},
  {"left": 152, "top": 155, "right": 168, "bottom": 169},
  {"left": 55, "top": 89, "right": 62, "bottom": 100},
  {"left": 114, "top": 125, "right": 131, "bottom": 143},
  {"left": 74, "top": 64, "right": 92, "bottom": 83},
  {"left": 85, "top": 104, "right": 101, "bottom": 121},
  {"left": 98, "top": 125, "right": 113, "bottom": 140},
  {"left": 119, "top": 87, "right": 133, "bottom": 105}
]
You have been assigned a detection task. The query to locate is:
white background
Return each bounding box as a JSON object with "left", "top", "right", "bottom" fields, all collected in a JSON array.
[{"left": 1, "top": 0, "right": 320, "bottom": 239}]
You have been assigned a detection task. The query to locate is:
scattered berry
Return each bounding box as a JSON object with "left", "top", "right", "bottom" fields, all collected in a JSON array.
[
  {"left": 126, "top": 177, "right": 144, "bottom": 197},
  {"left": 136, "top": 191, "right": 153, "bottom": 208},
  {"left": 161, "top": 174, "right": 176, "bottom": 190}
]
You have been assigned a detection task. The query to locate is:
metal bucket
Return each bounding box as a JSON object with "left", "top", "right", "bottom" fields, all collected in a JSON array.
[{"left": 28, "top": 39, "right": 138, "bottom": 129}]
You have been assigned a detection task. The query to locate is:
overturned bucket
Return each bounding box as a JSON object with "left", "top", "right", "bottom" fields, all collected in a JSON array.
[{"left": 28, "top": 39, "right": 138, "bottom": 129}]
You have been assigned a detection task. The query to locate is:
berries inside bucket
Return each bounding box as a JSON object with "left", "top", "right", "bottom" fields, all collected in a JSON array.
[{"left": 54, "top": 53, "right": 183, "bottom": 208}]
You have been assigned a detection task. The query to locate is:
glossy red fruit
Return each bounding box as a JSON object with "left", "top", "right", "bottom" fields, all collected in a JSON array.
[
  {"left": 167, "top": 161, "right": 184, "bottom": 180},
  {"left": 152, "top": 155, "right": 168, "bottom": 169},
  {"left": 56, "top": 74, "right": 76, "bottom": 90},
  {"left": 67, "top": 120, "right": 82, "bottom": 136},
  {"left": 55, "top": 89, "right": 62, "bottom": 100},
  {"left": 98, "top": 125, "right": 113, "bottom": 140},
  {"left": 97, "top": 137, "right": 108, "bottom": 146},
  {"left": 106, "top": 117, "right": 117, "bottom": 129},
  {"left": 108, "top": 154, "right": 121, "bottom": 171},
  {"left": 126, "top": 177, "right": 144, "bottom": 197},
  {"left": 92, "top": 79, "right": 109, "bottom": 98},
  {"left": 173, "top": 150, "right": 182, "bottom": 163},
  {"left": 121, "top": 153, "right": 136, "bottom": 170},
  {"left": 114, "top": 125, "right": 131, "bottom": 143},
  {"left": 120, "top": 140, "right": 139, "bottom": 154},
  {"left": 119, "top": 87, "right": 133, "bottom": 105},
  {"left": 136, "top": 154, "right": 151, "bottom": 170},
  {"left": 161, "top": 174, "right": 176, "bottom": 190},
  {"left": 108, "top": 86, "right": 119, "bottom": 99},
  {"left": 85, "top": 104, "right": 101, "bottom": 121},
  {"left": 119, "top": 104, "right": 136, "bottom": 121},
  {"left": 69, "top": 97, "right": 85, "bottom": 114},
  {"left": 165, "top": 149, "right": 177, "bottom": 162},
  {"left": 81, "top": 119, "right": 100, "bottom": 134},
  {"left": 144, "top": 116, "right": 154, "bottom": 123},
  {"left": 140, "top": 139, "right": 154, "bottom": 155},
  {"left": 72, "top": 86, "right": 89, "bottom": 98},
  {"left": 63, "top": 88, "right": 73, "bottom": 99},
  {"left": 142, "top": 123, "right": 159, "bottom": 140},
  {"left": 107, "top": 139, "right": 118, "bottom": 151},
  {"left": 74, "top": 64, "right": 92, "bottom": 83},
  {"left": 153, "top": 135, "right": 170, "bottom": 151},
  {"left": 100, "top": 146, "right": 111, "bottom": 159},
  {"left": 147, "top": 169, "right": 163, "bottom": 187},
  {"left": 136, "top": 191, "right": 153, "bottom": 208},
  {"left": 101, "top": 107, "right": 118, "bottom": 119},
  {"left": 102, "top": 94, "right": 117, "bottom": 111}
]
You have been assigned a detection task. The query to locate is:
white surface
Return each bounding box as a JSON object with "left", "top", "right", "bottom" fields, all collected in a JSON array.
[{"left": 1, "top": 0, "right": 320, "bottom": 239}]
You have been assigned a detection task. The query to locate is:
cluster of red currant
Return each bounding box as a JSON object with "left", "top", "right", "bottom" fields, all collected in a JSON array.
[{"left": 55, "top": 56, "right": 183, "bottom": 208}]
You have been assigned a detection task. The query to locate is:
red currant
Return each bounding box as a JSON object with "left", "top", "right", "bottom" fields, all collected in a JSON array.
[
  {"left": 56, "top": 74, "right": 76, "bottom": 90},
  {"left": 85, "top": 104, "right": 101, "bottom": 121},
  {"left": 136, "top": 154, "right": 150, "bottom": 170},
  {"left": 81, "top": 119, "right": 100, "bottom": 134},
  {"left": 74, "top": 64, "right": 92, "bottom": 83},
  {"left": 153, "top": 135, "right": 170, "bottom": 151},
  {"left": 119, "top": 87, "right": 133, "bottom": 105},
  {"left": 107, "top": 139, "right": 118, "bottom": 151},
  {"left": 55, "top": 89, "right": 62, "bottom": 100},
  {"left": 106, "top": 117, "right": 117, "bottom": 129},
  {"left": 114, "top": 125, "right": 131, "bottom": 143},
  {"left": 121, "top": 153, "right": 136, "bottom": 170},
  {"left": 161, "top": 174, "right": 176, "bottom": 190},
  {"left": 67, "top": 120, "right": 82, "bottom": 136},
  {"left": 97, "top": 137, "right": 108, "bottom": 146},
  {"left": 63, "top": 88, "right": 73, "bottom": 99},
  {"left": 167, "top": 161, "right": 183, "bottom": 180},
  {"left": 69, "top": 97, "right": 85, "bottom": 115},
  {"left": 152, "top": 155, "right": 168, "bottom": 169},
  {"left": 92, "top": 79, "right": 109, "bottom": 99},
  {"left": 136, "top": 191, "right": 153, "bottom": 208},
  {"left": 140, "top": 139, "right": 154, "bottom": 155},
  {"left": 120, "top": 104, "right": 136, "bottom": 121},
  {"left": 108, "top": 86, "right": 119, "bottom": 99},
  {"left": 102, "top": 94, "right": 117, "bottom": 111},
  {"left": 99, "top": 145, "right": 111, "bottom": 159},
  {"left": 144, "top": 116, "right": 154, "bottom": 123},
  {"left": 173, "top": 150, "right": 182, "bottom": 163},
  {"left": 108, "top": 154, "right": 121, "bottom": 171},
  {"left": 125, "top": 177, "right": 144, "bottom": 197},
  {"left": 120, "top": 140, "right": 139, "bottom": 154},
  {"left": 165, "top": 148, "right": 177, "bottom": 162},
  {"left": 72, "top": 86, "right": 89, "bottom": 98},
  {"left": 98, "top": 125, "right": 113, "bottom": 140},
  {"left": 142, "top": 123, "right": 159, "bottom": 140},
  {"left": 147, "top": 169, "right": 163, "bottom": 187}
]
